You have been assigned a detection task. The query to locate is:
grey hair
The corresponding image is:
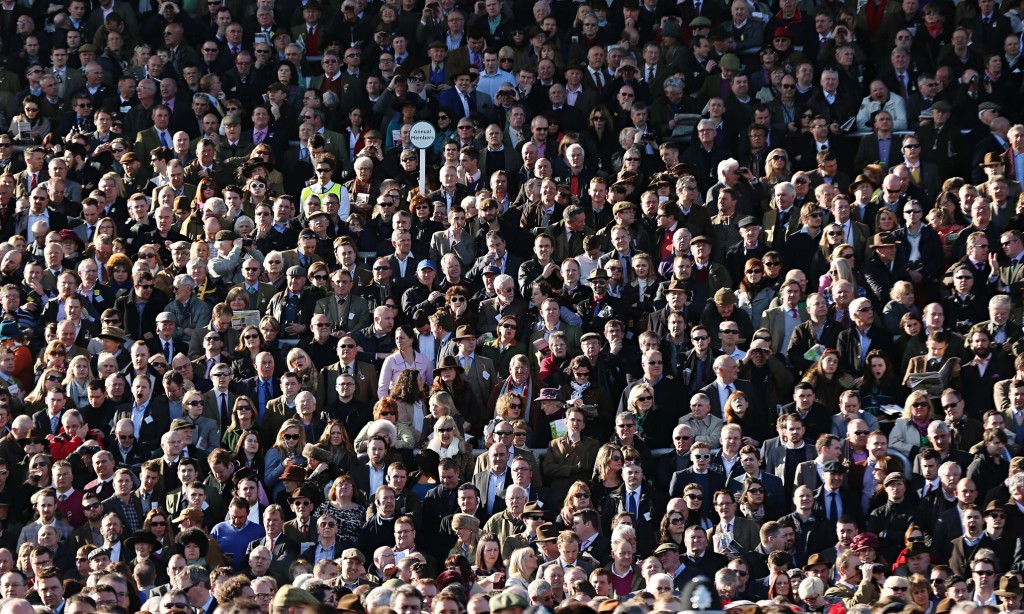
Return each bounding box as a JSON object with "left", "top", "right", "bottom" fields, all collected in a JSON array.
[
  {"left": 528, "top": 580, "right": 551, "bottom": 599},
  {"left": 173, "top": 274, "right": 195, "bottom": 289}
]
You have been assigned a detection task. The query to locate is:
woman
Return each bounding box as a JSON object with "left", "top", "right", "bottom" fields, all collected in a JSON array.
[
  {"left": 425, "top": 415, "right": 473, "bottom": 478},
  {"left": 264, "top": 419, "right": 308, "bottom": 493},
  {"left": 908, "top": 573, "right": 933, "bottom": 614},
  {"left": 248, "top": 147, "right": 285, "bottom": 196},
  {"left": 316, "top": 420, "right": 358, "bottom": 472},
  {"left": 11, "top": 96, "right": 50, "bottom": 144},
  {"left": 681, "top": 483, "right": 713, "bottom": 530},
  {"left": 538, "top": 331, "right": 572, "bottom": 388},
  {"left": 410, "top": 449, "right": 441, "bottom": 500},
  {"left": 506, "top": 547, "right": 538, "bottom": 590},
  {"left": 378, "top": 325, "right": 431, "bottom": 399},
  {"left": 309, "top": 475, "right": 363, "bottom": 550},
  {"left": 243, "top": 175, "right": 273, "bottom": 213},
  {"left": 430, "top": 358, "right": 474, "bottom": 435},
  {"left": 176, "top": 528, "right": 210, "bottom": 568},
  {"left": 738, "top": 478, "right": 770, "bottom": 523},
  {"left": 561, "top": 356, "right": 613, "bottom": 440},
  {"left": 769, "top": 572, "right": 795, "bottom": 604},
  {"left": 343, "top": 156, "right": 380, "bottom": 223},
  {"left": 482, "top": 392, "right": 530, "bottom": 446},
  {"left": 801, "top": 349, "right": 854, "bottom": 413},
  {"left": 232, "top": 429, "right": 267, "bottom": 482},
  {"left": 38, "top": 341, "right": 69, "bottom": 379},
  {"left": 450, "top": 514, "right": 482, "bottom": 562},
  {"left": 63, "top": 355, "right": 91, "bottom": 409},
  {"left": 286, "top": 348, "right": 319, "bottom": 395},
  {"left": 553, "top": 481, "right": 594, "bottom": 532},
  {"left": 486, "top": 355, "right": 539, "bottom": 435},
  {"left": 658, "top": 508, "right": 687, "bottom": 550},
  {"left": 262, "top": 252, "right": 287, "bottom": 291},
  {"left": 625, "top": 383, "right": 669, "bottom": 449},
  {"left": 142, "top": 509, "right": 175, "bottom": 558},
  {"left": 589, "top": 443, "right": 625, "bottom": 510},
  {"left": 875, "top": 208, "right": 900, "bottom": 234},
  {"left": 259, "top": 316, "right": 282, "bottom": 352},
  {"left": 927, "top": 206, "right": 964, "bottom": 264},
  {"left": 889, "top": 390, "right": 934, "bottom": 458},
  {"left": 410, "top": 194, "right": 444, "bottom": 246},
  {"left": 24, "top": 367, "right": 66, "bottom": 413},
  {"left": 222, "top": 396, "right": 260, "bottom": 452},
  {"left": 106, "top": 253, "right": 135, "bottom": 294},
  {"left": 443, "top": 286, "right": 477, "bottom": 331},
  {"left": 392, "top": 369, "right": 428, "bottom": 441},
  {"left": 629, "top": 253, "right": 660, "bottom": 317},
  {"left": 422, "top": 391, "right": 468, "bottom": 442},
  {"left": 192, "top": 177, "right": 219, "bottom": 211},
  {"left": 736, "top": 258, "right": 774, "bottom": 329},
  {"left": 818, "top": 247, "right": 863, "bottom": 305},
  {"left": 224, "top": 288, "right": 251, "bottom": 315},
  {"left": 231, "top": 325, "right": 266, "bottom": 381},
  {"left": 724, "top": 390, "right": 770, "bottom": 447},
  {"left": 353, "top": 397, "right": 417, "bottom": 453},
  {"left": 293, "top": 391, "right": 328, "bottom": 444},
  {"left": 883, "top": 281, "right": 920, "bottom": 339},
  {"left": 762, "top": 148, "right": 792, "bottom": 187},
  {"left": 274, "top": 61, "right": 305, "bottom": 110},
  {"left": 581, "top": 105, "right": 617, "bottom": 175},
  {"left": 25, "top": 453, "right": 53, "bottom": 492},
  {"left": 858, "top": 349, "right": 902, "bottom": 415}
]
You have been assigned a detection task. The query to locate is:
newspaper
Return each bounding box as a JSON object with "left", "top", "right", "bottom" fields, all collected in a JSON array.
[{"left": 905, "top": 357, "right": 960, "bottom": 398}]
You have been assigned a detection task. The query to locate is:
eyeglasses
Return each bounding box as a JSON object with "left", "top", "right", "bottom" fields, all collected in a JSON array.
[
  {"left": 912, "top": 401, "right": 930, "bottom": 408},
  {"left": 685, "top": 493, "right": 704, "bottom": 500},
  {"left": 637, "top": 395, "right": 653, "bottom": 402},
  {"left": 283, "top": 434, "right": 300, "bottom": 441},
  {"left": 380, "top": 411, "right": 397, "bottom": 417},
  {"left": 438, "top": 427, "right": 454, "bottom": 433},
  {"left": 721, "top": 329, "right": 739, "bottom": 334},
  {"left": 974, "top": 570, "right": 995, "bottom": 576},
  {"left": 693, "top": 453, "right": 711, "bottom": 460},
  {"left": 747, "top": 488, "right": 764, "bottom": 494},
  {"left": 186, "top": 400, "right": 203, "bottom": 406},
  {"left": 903, "top": 144, "right": 921, "bottom": 149},
  {"left": 616, "top": 423, "right": 635, "bottom": 429}
]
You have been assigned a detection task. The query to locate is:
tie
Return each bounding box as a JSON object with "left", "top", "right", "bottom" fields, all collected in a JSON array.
[
  {"left": 50, "top": 414, "right": 59, "bottom": 435},
  {"left": 648, "top": 66, "right": 655, "bottom": 83},
  {"left": 922, "top": 483, "right": 930, "bottom": 498},
  {"left": 258, "top": 380, "right": 269, "bottom": 419},
  {"left": 86, "top": 225, "right": 94, "bottom": 242},
  {"left": 791, "top": 307, "right": 799, "bottom": 319},
  {"left": 59, "top": 493, "right": 67, "bottom": 502},
  {"left": 627, "top": 491, "right": 638, "bottom": 518},
  {"left": 255, "top": 130, "right": 265, "bottom": 145},
  {"left": 1017, "top": 411, "right": 1023, "bottom": 427},
  {"left": 220, "top": 393, "right": 229, "bottom": 426},
  {"left": 595, "top": 70, "right": 603, "bottom": 90},
  {"left": 164, "top": 342, "right": 173, "bottom": 362},
  {"left": 910, "top": 166, "right": 921, "bottom": 183},
  {"left": 694, "top": 0, "right": 701, "bottom": 12},
  {"left": 726, "top": 384, "right": 734, "bottom": 395},
  {"left": 160, "top": 131, "right": 170, "bottom": 147},
  {"left": 28, "top": 173, "right": 36, "bottom": 190},
  {"left": 829, "top": 492, "right": 838, "bottom": 521}
]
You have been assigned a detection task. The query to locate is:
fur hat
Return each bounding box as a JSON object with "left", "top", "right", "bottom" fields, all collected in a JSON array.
[{"left": 366, "top": 419, "right": 398, "bottom": 446}]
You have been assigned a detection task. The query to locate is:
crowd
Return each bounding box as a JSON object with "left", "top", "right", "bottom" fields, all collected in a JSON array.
[{"left": 3, "top": 0, "right": 1024, "bottom": 612}]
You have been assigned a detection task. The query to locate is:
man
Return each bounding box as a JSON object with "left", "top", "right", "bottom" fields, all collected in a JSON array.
[
  {"left": 709, "top": 489, "right": 760, "bottom": 554},
  {"left": 837, "top": 297, "right": 894, "bottom": 377},
  {"left": 266, "top": 267, "right": 317, "bottom": 344},
  {"left": 813, "top": 460, "right": 861, "bottom": 538},
  {"left": 298, "top": 513, "right": 349, "bottom": 564},
  {"left": 867, "top": 473, "right": 924, "bottom": 562},
  {"left": 789, "top": 293, "right": 843, "bottom": 372},
  {"left": 783, "top": 383, "right": 832, "bottom": 442},
  {"left": 210, "top": 497, "right": 265, "bottom": 570},
  {"left": 475, "top": 442, "right": 513, "bottom": 517},
  {"left": 699, "top": 354, "right": 757, "bottom": 419},
  {"left": 824, "top": 550, "right": 879, "bottom": 608},
  {"left": 795, "top": 434, "right": 843, "bottom": 492},
  {"left": 603, "top": 462, "right": 665, "bottom": 557},
  {"left": 112, "top": 376, "right": 169, "bottom": 452},
  {"left": 17, "top": 490, "right": 72, "bottom": 551},
  {"left": 765, "top": 414, "right": 816, "bottom": 500},
  {"left": 101, "top": 468, "right": 145, "bottom": 535},
  {"left": 682, "top": 525, "right": 729, "bottom": 579},
  {"left": 180, "top": 566, "right": 217, "bottom": 614},
  {"left": 314, "top": 270, "right": 371, "bottom": 335}
]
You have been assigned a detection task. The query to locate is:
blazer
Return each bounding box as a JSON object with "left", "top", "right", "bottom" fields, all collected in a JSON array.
[
  {"left": 730, "top": 472, "right": 786, "bottom": 518},
  {"left": 102, "top": 494, "right": 146, "bottom": 532},
  {"left": 542, "top": 435, "right": 600, "bottom": 504},
  {"left": 316, "top": 360, "right": 379, "bottom": 408},
  {"left": 699, "top": 379, "right": 757, "bottom": 418},
  {"left": 280, "top": 250, "right": 323, "bottom": 271},
  {"left": 762, "top": 304, "right": 808, "bottom": 356},
  {"left": 313, "top": 294, "right": 372, "bottom": 334},
  {"left": 668, "top": 468, "right": 726, "bottom": 513},
  {"left": 764, "top": 444, "right": 816, "bottom": 479},
  {"left": 794, "top": 459, "right": 824, "bottom": 491},
  {"left": 429, "top": 230, "right": 478, "bottom": 268},
  {"left": 762, "top": 207, "right": 804, "bottom": 248},
  {"left": 471, "top": 467, "right": 514, "bottom": 515},
  {"left": 601, "top": 483, "right": 666, "bottom": 557},
  {"left": 231, "top": 282, "right": 278, "bottom": 315},
  {"left": 453, "top": 353, "right": 496, "bottom": 411},
  {"left": 836, "top": 325, "right": 895, "bottom": 377},
  {"left": 245, "top": 533, "right": 300, "bottom": 580},
  {"left": 708, "top": 516, "right": 761, "bottom": 554},
  {"left": 112, "top": 398, "right": 170, "bottom": 451}
]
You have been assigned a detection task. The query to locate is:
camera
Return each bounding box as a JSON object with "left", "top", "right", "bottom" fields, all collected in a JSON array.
[
  {"left": 242, "top": 238, "right": 253, "bottom": 247},
  {"left": 969, "top": 75, "right": 980, "bottom": 85}
]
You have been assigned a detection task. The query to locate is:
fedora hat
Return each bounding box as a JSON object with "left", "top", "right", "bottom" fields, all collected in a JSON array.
[
  {"left": 995, "top": 574, "right": 1022, "bottom": 598},
  {"left": 587, "top": 268, "right": 610, "bottom": 281},
  {"left": 278, "top": 465, "right": 307, "bottom": 482},
  {"left": 533, "top": 388, "right": 564, "bottom": 404},
  {"left": 287, "top": 486, "right": 322, "bottom": 505},
  {"left": 124, "top": 530, "right": 161, "bottom": 550},
  {"left": 454, "top": 325, "right": 476, "bottom": 339},
  {"left": 981, "top": 152, "right": 1005, "bottom": 167},
  {"left": 433, "top": 355, "right": 465, "bottom": 376},
  {"left": 868, "top": 232, "right": 901, "bottom": 249},
  {"left": 98, "top": 326, "right": 128, "bottom": 343},
  {"left": 535, "top": 522, "right": 559, "bottom": 542},
  {"left": 0, "top": 321, "right": 22, "bottom": 341}
]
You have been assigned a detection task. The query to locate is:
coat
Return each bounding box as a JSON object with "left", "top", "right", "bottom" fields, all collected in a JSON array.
[
  {"left": 601, "top": 483, "right": 665, "bottom": 557},
  {"left": 112, "top": 398, "right": 170, "bottom": 452},
  {"left": 708, "top": 516, "right": 761, "bottom": 554},
  {"left": 542, "top": 435, "right": 600, "bottom": 504},
  {"left": 313, "top": 294, "right": 372, "bottom": 334}
]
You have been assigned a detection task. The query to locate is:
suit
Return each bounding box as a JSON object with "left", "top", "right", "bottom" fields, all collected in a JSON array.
[
  {"left": 316, "top": 361, "right": 378, "bottom": 408},
  {"left": 232, "top": 282, "right": 278, "bottom": 315},
  {"left": 542, "top": 435, "right": 600, "bottom": 504},
  {"left": 960, "top": 352, "right": 1014, "bottom": 418},
  {"left": 837, "top": 325, "right": 895, "bottom": 377},
  {"left": 601, "top": 483, "right": 665, "bottom": 557},
  {"left": 112, "top": 398, "right": 170, "bottom": 452},
  {"left": 435, "top": 88, "right": 493, "bottom": 121},
  {"left": 765, "top": 444, "right": 816, "bottom": 481},
  {"left": 794, "top": 459, "right": 825, "bottom": 491},
  {"left": 451, "top": 353, "right": 496, "bottom": 410},
  {"left": 709, "top": 516, "right": 761, "bottom": 554},
  {"left": 762, "top": 304, "right": 808, "bottom": 356},
  {"left": 471, "top": 467, "right": 514, "bottom": 516},
  {"left": 102, "top": 494, "right": 146, "bottom": 533},
  {"left": 699, "top": 379, "right": 757, "bottom": 419},
  {"left": 428, "top": 229, "right": 477, "bottom": 268},
  {"left": 3, "top": 208, "right": 69, "bottom": 240},
  {"left": 313, "top": 294, "right": 372, "bottom": 334},
  {"left": 280, "top": 250, "right": 323, "bottom": 271},
  {"left": 245, "top": 533, "right": 299, "bottom": 580},
  {"left": 668, "top": 468, "right": 726, "bottom": 516},
  {"left": 134, "top": 126, "right": 174, "bottom": 159}
]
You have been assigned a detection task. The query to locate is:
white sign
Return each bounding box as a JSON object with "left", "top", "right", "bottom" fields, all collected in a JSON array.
[{"left": 409, "top": 121, "right": 437, "bottom": 149}]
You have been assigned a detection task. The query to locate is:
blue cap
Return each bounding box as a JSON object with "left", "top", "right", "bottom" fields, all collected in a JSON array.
[{"left": 417, "top": 259, "right": 436, "bottom": 272}]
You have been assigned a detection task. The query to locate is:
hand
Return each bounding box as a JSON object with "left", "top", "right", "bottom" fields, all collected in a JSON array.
[
  {"left": 383, "top": 564, "right": 398, "bottom": 578},
  {"left": 989, "top": 252, "right": 1000, "bottom": 273},
  {"left": 428, "top": 291, "right": 444, "bottom": 302},
  {"left": 859, "top": 563, "right": 875, "bottom": 580},
  {"left": 705, "top": 59, "right": 717, "bottom": 73},
  {"left": 542, "top": 262, "right": 559, "bottom": 277},
  {"left": 285, "top": 323, "right": 305, "bottom": 334},
  {"left": 76, "top": 424, "right": 90, "bottom": 439}
]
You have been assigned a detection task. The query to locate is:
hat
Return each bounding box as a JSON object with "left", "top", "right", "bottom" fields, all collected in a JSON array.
[
  {"left": 654, "top": 543, "right": 680, "bottom": 555},
  {"left": 996, "top": 574, "right": 1022, "bottom": 598},
  {"left": 173, "top": 508, "right": 204, "bottom": 524},
  {"left": 533, "top": 388, "right": 564, "bottom": 403},
  {"left": 366, "top": 130, "right": 384, "bottom": 141},
  {"left": 678, "top": 577, "right": 725, "bottom": 614},
  {"left": 489, "top": 591, "right": 529, "bottom": 613},
  {"left": 981, "top": 151, "right": 1005, "bottom": 167},
  {"left": 587, "top": 268, "right": 610, "bottom": 281},
  {"left": 170, "top": 419, "right": 194, "bottom": 431},
  {"left": 983, "top": 500, "right": 1006, "bottom": 516},
  {"left": 307, "top": 209, "right": 329, "bottom": 222},
  {"left": 57, "top": 228, "right": 84, "bottom": 250},
  {"left": 77, "top": 444, "right": 101, "bottom": 455},
  {"left": 483, "top": 265, "right": 501, "bottom": 276},
  {"left": 822, "top": 460, "right": 846, "bottom": 474},
  {"left": 341, "top": 548, "right": 366, "bottom": 563},
  {"left": 302, "top": 1, "right": 323, "bottom": 11},
  {"left": 433, "top": 355, "right": 464, "bottom": 376},
  {"left": 416, "top": 259, "right": 436, "bottom": 272},
  {"left": 931, "top": 101, "right": 953, "bottom": 113},
  {"left": 78, "top": 44, "right": 98, "bottom": 54},
  {"left": 691, "top": 235, "right": 711, "bottom": 245},
  {"left": 170, "top": 240, "right": 191, "bottom": 250},
  {"left": 287, "top": 486, "right": 321, "bottom": 505},
  {"left": 119, "top": 151, "right": 139, "bottom": 164},
  {"left": 391, "top": 93, "right": 423, "bottom": 113},
  {"left": 849, "top": 532, "right": 881, "bottom": 552},
  {"left": 124, "top": 530, "right": 160, "bottom": 550},
  {"left": 98, "top": 326, "right": 127, "bottom": 343},
  {"left": 803, "top": 553, "right": 827, "bottom": 570},
  {"left": 155, "top": 312, "right": 175, "bottom": 324},
  {"left": 664, "top": 279, "right": 689, "bottom": 295},
  {"left": 612, "top": 201, "right": 637, "bottom": 214},
  {"left": 714, "top": 288, "right": 737, "bottom": 306},
  {"left": 302, "top": 443, "right": 333, "bottom": 465},
  {"left": 221, "top": 114, "right": 241, "bottom": 126},
  {"left": 214, "top": 230, "right": 236, "bottom": 242},
  {"left": 454, "top": 325, "right": 476, "bottom": 340},
  {"left": 772, "top": 26, "right": 793, "bottom": 40},
  {"left": 719, "top": 53, "right": 741, "bottom": 71},
  {"left": 850, "top": 174, "right": 874, "bottom": 190},
  {"left": 452, "top": 513, "right": 480, "bottom": 531},
  {"left": 738, "top": 215, "right": 759, "bottom": 228},
  {"left": 689, "top": 16, "right": 712, "bottom": 27},
  {"left": 536, "top": 522, "right": 559, "bottom": 541},
  {"left": 279, "top": 465, "right": 307, "bottom": 482},
  {"left": 978, "top": 101, "right": 1001, "bottom": 113},
  {"left": 159, "top": 1, "right": 180, "bottom": 12},
  {"left": 271, "top": 586, "right": 319, "bottom": 610},
  {"left": 581, "top": 332, "right": 602, "bottom": 343},
  {"left": 883, "top": 471, "right": 907, "bottom": 485},
  {"left": 435, "top": 570, "right": 464, "bottom": 590},
  {"left": 427, "top": 39, "right": 446, "bottom": 50},
  {"left": 661, "top": 21, "right": 681, "bottom": 38},
  {"left": 905, "top": 540, "right": 929, "bottom": 558},
  {"left": 87, "top": 547, "right": 112, "bottom": 561},
  {"left": 231, "top": 467, "right": 258, "bottom": 485},
  {"left": 17, "top": 428, "right": 47, "bottom": 447},
  {"left": 286, "top": 265, "right": 305, "bottom": 277},
  {"left": 522, "top": 502, "right": 544, "bottom": 518},
  {"left": 0, "top": 321, "right": 23, "bottom": 341},
  {"left": 868, "top": 232, "right": 901, "bottom": 249},
  {"left": 336, "top": 594, "right": 365, "bottom": 614}
]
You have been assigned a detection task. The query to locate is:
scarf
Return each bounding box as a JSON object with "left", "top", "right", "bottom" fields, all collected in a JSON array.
[{"left": 569, "top": 380, "right": 590, "bottom": 399}]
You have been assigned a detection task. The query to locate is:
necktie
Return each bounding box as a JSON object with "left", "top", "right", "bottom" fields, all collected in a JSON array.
[
  {"left": 791, "top": 308, "right": 799, "bottom": 319},
  {"left": 627, "top": 491, "right": 638, "bottom": 518},
  {"left": 160, "top": 131, "right": 170, "bottom": 147},
  {"left": 726, "top": 384, "right": 734, "bottom": 395},
  {"left": 922, "top": 483, "right": 930, "bottom": 498},
  {"left": 29, "top": 173, "right": 36, "bottom": 190},
  {"left": 59, "top": 493, "right": 67, "bottom": 502},
  {"left": 1017, "top": 411, "right": 1023, "bottom": 427},
  {"left": 259, "top": 380, "right": 269, "bottom": 419},
  {"left": 695, "top": 0, "right": 701, "bottom": 12},
  {"left": 829, "top": 492, "right": 838, "bottom": 521},
  {"left": 910, "top": 166, "right": 920, "bottom": 183},
  {"left": 164, "top": 342, "right": 172, "bottom": 362},
  {"left": 50, "top": 414, "right": 59, "bottom": 434},
  {"left": 594, "top": 70, "right": 603, "bottom": 90},
  {"left": 648, "top": 66, "right": 655, "bottom": 83},
  {"left": 220, "top": 393, "right": 229, "bottom": 426}
]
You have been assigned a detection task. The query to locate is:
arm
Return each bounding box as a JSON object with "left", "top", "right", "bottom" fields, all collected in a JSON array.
[{"left": 264, "top": 448, "right": 285, "bottom": 487}]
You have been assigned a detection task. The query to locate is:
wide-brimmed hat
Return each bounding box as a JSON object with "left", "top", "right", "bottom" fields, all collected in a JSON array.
[
  {"left": 433, "top": 355, "right": 464, "bottom": 376},
  {"left": 279, "top": 465, "right": 307, "bottom": 482},
  {"left": 98, "top": 326, "right": 128, "bottom": 343},
  {"left": 905, "top": 540, "right": 929, "bottom": 557},
  {"left": 981, "top": 152, "right": 1005, "bottom": 167},
  {"left": 587, "top": 268, "right": 610, "bottom": 281},
  {"left": 0, "top": 321, "right": 22, "bottom": 341},
  {"left": 850, "top": 532, "right": 881, "bottom": 551},
  {"left": 995, "top": 574, "right": 1022, "bottom": 598},
  {"left": 535, "top": 522, "right": 559, "bottom": 541},
  {"left": 287, "top": 486, "right": 322, "bottom": 505},
  {"left": 18, "top": 428, "right": 47, "bottom": 447},
  {"left": 534, "top": 388, "right": 564, "bottom": 403},
  {"left": 850, "top": 174, "right": 874, "bottom": 190},
  {"left": 454, "top": 325, "right": 476, "bottom": 340},
  {"left": 124, "top": 530, "right": 161, "bottom": 550},
  {"left": 868, "top": 232, "right": 901, "bottom": 249}
]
